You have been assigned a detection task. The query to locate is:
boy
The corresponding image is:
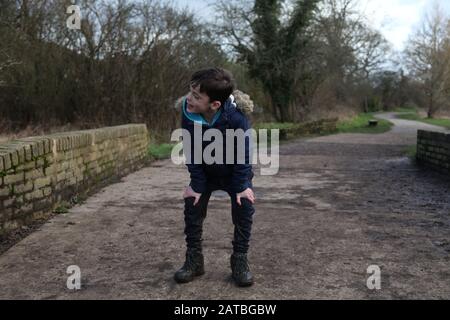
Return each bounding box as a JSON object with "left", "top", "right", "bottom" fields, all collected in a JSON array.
[{"left": 174, "top": 67, "right": 256, "bottom": 287}]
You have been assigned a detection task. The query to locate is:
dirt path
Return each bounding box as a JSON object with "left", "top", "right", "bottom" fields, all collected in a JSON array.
[
  {"left": 0, "top": 113, "right": 449, "bottom": 299},
  {"left": 311, "top": 111, "right": 449, "bottom": 145}
]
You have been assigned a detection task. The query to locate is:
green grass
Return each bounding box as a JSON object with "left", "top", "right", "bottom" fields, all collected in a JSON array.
[
  {"left": 253, "top": 120, "right": 338, "bottom": 142},
  {"left": 53, "top": 201, "right": 70, "bottom": 214},
  {"left": 336, "top": 113, "right": 393, "bottom": 134},
  {"left": 422, "top": 118, "right": 450, "bottom": 129},
  {"left": 396, "top": 111, "right": 450, "bottom": 129},
  {"left": 393, "top": 106, "right": 418, "bottom": 113},
  {"left": 147, "top": 143, "right": 175, "bottom": 160},
  {"left": 396, "top": 113, "right": 421, "bottom": 120},
  {"left": 403, "top": 144, "right": 417, "bottom": 160},
  {"left": 255, "top": 115, "right": 393, "bottom": 138}
]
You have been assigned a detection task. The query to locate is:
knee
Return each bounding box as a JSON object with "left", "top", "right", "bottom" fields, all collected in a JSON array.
[
  {"left": 234, "top": 199, "right": 255, "bottom": 218},
  {"left": 184, "top": 197, "right": 196, "bottom": 205},
  {"left": 239, "top": 198, "right": 255, "bottom": 208}
]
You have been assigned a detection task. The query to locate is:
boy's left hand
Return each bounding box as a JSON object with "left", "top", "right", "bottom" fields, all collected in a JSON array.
[
  {"left": 236, "top": 188, "right": 255, "bottom": 206},
  {"left": 183, "top": 186, "right": 202, "bottom": 206}
]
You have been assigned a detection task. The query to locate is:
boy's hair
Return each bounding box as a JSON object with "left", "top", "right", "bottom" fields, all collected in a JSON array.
[{"left": 190, "top": 67, "right": 235, "bottom": 106}]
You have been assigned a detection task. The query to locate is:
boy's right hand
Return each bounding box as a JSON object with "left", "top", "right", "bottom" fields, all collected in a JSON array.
[{"left": 183, "top": 186, "right": 202, "bottom": 206}]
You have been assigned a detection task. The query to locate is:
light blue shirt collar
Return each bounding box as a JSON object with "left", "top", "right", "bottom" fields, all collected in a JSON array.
[{"left": 182, "top": 98, "right": 223, "bottom": 126}]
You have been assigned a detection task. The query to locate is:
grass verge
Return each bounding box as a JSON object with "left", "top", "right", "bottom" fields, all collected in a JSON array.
[
  {"left": 393, "top": 106, "right": 418, "bottom": 113},
  {"left": 147, "top": 143, "right": 175, "bottom": 160},
  {"left": 403, "top": 144, "right": 417, "bottom": 162},
  {"left": 336, "top": 113, "right": 393, "bottom": 134},
  {"left": 395, "top": 111, "right": 450, "bottom": 129}
]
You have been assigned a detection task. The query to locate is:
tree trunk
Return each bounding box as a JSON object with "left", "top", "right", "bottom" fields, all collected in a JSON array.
[
  {"left": 427, "top": 91, "right": 434, "bottom": 118},
  {"left": 279, "top": 104, "right": 291, "bottom": 123},
  {"left": 271, "top": 89, "right": 292, "bottom": 123},
  {"left": 271, "top": 99, "right": 290, "bottom": 123}
]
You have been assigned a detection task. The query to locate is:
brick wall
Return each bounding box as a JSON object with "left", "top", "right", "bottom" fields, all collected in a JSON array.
[
  {"left": 0, "top": 124, "right": 149, "bottom": 236},
  {"left": 416, "top": 130, "right": 450, "bottom": 174}
]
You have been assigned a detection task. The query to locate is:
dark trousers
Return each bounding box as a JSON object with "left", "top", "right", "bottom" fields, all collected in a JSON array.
[{"left": 184, "top": 177, "right": 255, "bottom": 254}]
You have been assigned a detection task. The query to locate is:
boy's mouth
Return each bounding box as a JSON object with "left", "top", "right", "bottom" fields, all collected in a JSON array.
[{"left": 187, "top": 103, "right": 195, "bottom": 112}]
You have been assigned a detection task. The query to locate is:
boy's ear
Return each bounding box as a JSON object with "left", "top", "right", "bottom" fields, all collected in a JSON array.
[{"left": 210, "top": 100, "right": 221, "bottom": 110}]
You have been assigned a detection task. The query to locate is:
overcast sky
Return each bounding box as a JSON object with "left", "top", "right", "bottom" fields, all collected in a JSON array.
[{"left": 173, "top": 0, "right": 450, "bottom": 52}]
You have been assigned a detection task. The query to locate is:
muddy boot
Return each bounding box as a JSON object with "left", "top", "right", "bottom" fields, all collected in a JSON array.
[
  {"left": 174, "top": 248, "right": 205, "bottom": 283},
  {"left": 230, "top": 252, "right": 254, "bottom": 287}
]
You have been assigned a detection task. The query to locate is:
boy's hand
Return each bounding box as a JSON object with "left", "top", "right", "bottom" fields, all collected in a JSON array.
[
  {"left": 183, "top": 186, "right": 202, "bottom": 206},
  {"left": 236, "top": 188, "right": 255, "bottom": 206}
]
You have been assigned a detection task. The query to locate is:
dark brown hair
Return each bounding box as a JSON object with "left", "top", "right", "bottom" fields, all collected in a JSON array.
[{"left": 190, "top": 67, "right": 235, "bottom": 106}]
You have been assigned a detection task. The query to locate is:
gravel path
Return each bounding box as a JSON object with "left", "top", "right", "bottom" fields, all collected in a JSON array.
[{"left": 0, "top": 112, "right": 449, "bottom": 299}]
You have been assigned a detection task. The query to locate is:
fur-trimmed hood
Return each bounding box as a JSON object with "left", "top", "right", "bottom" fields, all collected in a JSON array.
[{"left": 174, "top": 90, "right": 254, "bottom": 115}]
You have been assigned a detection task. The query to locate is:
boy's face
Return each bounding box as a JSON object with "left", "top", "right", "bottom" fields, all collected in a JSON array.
[{"left": 186, "top": 84, "right": 221, "bottom": 114}]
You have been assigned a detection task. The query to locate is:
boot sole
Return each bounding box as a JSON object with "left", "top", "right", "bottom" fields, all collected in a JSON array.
[
  {"left": 232, "top": 275, "right": 254, "bottom": 287},
  {"left": 174, "top": 270, "right": 205, "bottom": 284}
]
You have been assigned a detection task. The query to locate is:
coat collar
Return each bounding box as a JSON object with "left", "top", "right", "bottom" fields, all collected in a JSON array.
[{"left": 183, "top": 96, "right": 237, "bottom": 127}]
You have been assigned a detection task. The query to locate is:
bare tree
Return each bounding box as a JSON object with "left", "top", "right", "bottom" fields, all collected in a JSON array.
[
  {"left": 312, "top": 0, "right": 390, "bottom": 102},
  {"left": 213, "top": 0, "right": 320, "bottom": 122},
  {"left": 404, "top": 2, "right": 450, "bottom": 118},
  {"left": 213, "top": 0, "right": 391, "bottom": 121},
  {"left": 0, "top": 0, "right": 227, "bottom": 137}
]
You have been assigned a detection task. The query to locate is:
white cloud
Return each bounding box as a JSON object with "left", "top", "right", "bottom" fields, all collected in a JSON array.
[
  {"left": 357, "top": 0, "right": 430, "bottom": 51},
  {"left": 173, "top": 0, "right": 450, "bottom": 51},
  {"left": 173, "top": 0, "right": 216, "bottom": 23}
]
